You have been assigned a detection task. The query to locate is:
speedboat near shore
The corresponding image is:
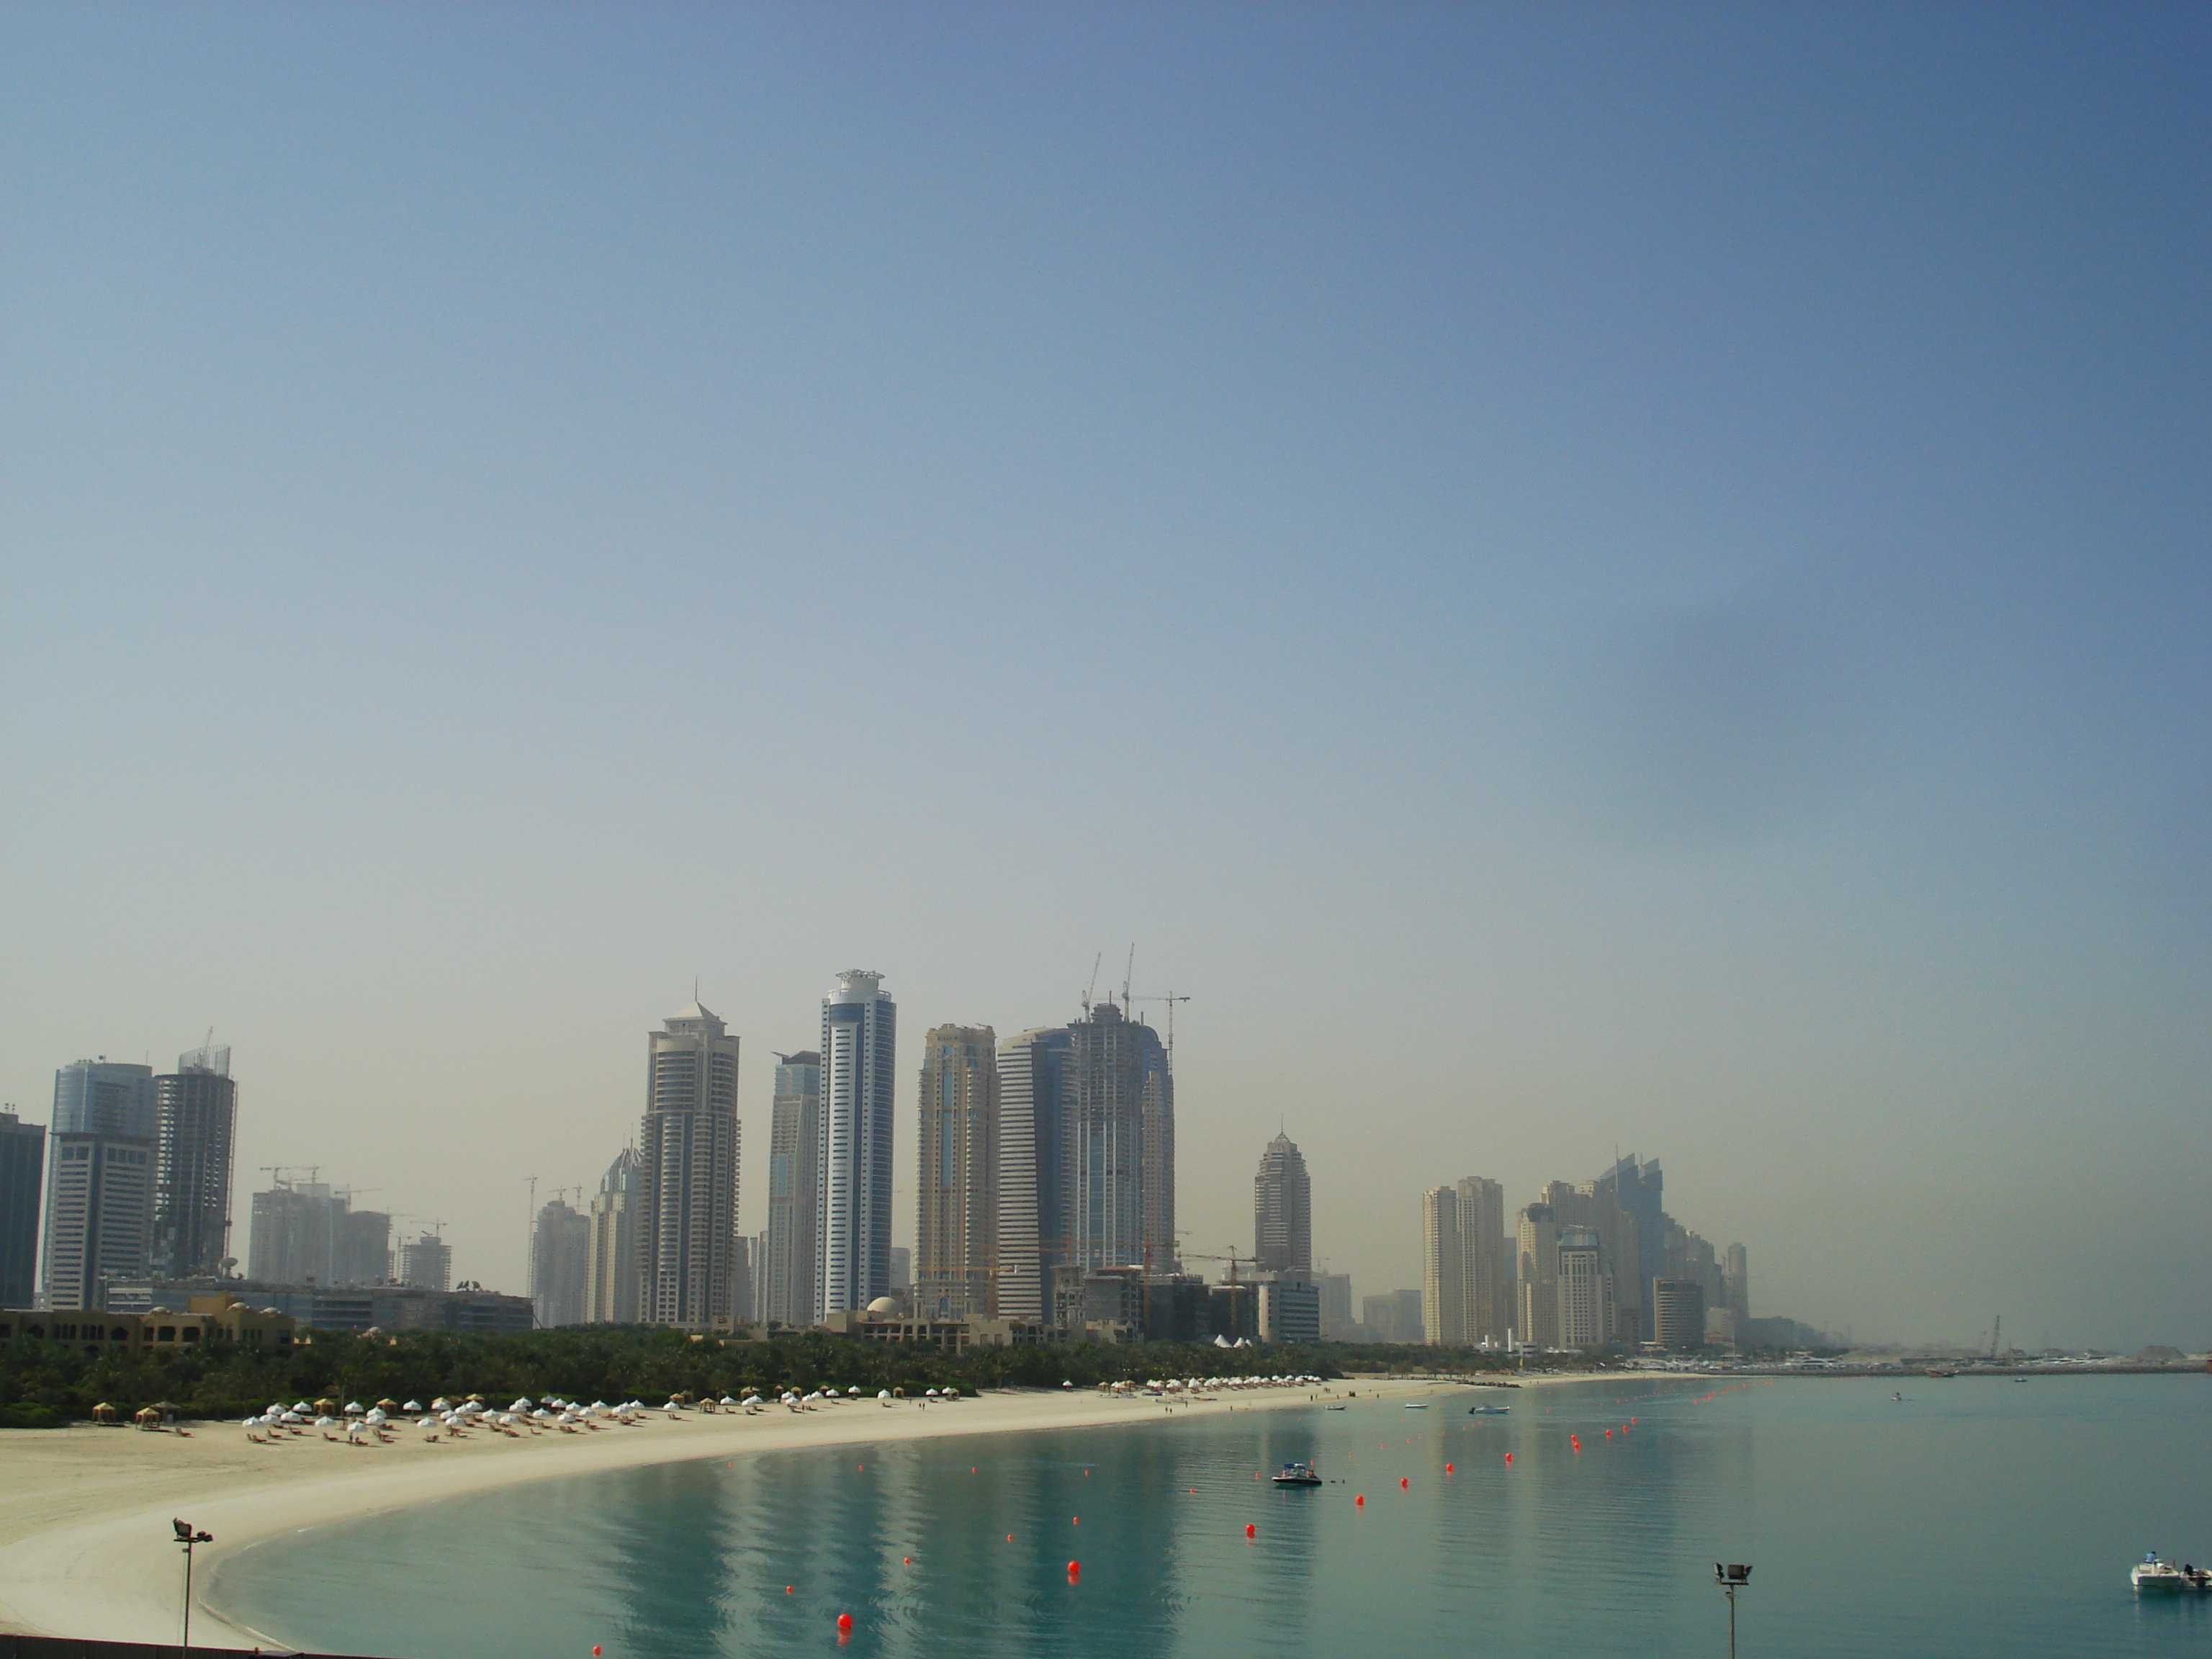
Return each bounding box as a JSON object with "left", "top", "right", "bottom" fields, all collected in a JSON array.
[
  {"left": 1467, "top": 1404, "right": 1509, "bottom": 1415},
  {"left": 2132, "top": 1553, "right": 2211, "bottom": 1593},
  {"left": 1272, "top": 1461, "right": 1324, "bottom": 1487}
]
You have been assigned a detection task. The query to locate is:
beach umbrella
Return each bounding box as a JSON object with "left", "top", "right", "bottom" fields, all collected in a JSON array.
[
  {"left": 403, "top": 1401, "right": 423, "bottom": 1413},
  {"left": 365, "top": 1408, "right": 387, "bottom": 1425},
  {"left": 343, "top": 1402, "right": 365, "bottom": 1416}
]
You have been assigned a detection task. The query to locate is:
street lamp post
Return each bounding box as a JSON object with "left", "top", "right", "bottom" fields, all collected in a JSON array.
[
  {"left": 174, "top": 1519, "right": 214, "bottom": 1650},
  {"left": 1713, "top": 1563, "right": 1752, "bottom": 1659}
]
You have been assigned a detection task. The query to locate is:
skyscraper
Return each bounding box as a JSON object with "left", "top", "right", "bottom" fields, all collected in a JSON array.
[
  {"left": 43, "top": 1060, "right": 155, "bottom": 1308},
  {"left": 1316, "top": 1270, "right": 1353, "bottom": 1339},
  {"left": 819, "top": 972, "right": 895, "bottom": 1318},
  {"left": 1723, "top": 1241, "right": 1750, "bottom": 1324},
  {"left": 1516, "top": 1202, "right": 1560, "bottom": 1349},
  {"left": 42, "top": 1134, "right": 153, "bottom": 1308},
  {"left": 994, "top": 1025, "right": 1071, "bottom": 1322},
  {"left": 585, "top": 1146, "right": 642, "bottom": 1324},
  {"left": 399, "top": 1231, "right": 451, "bottom": 1292},
  {"left": 1540, "top": 1177, "right": 1640, "bottom": 1345},
  {"left": 152, "top": 1043, "right": 236, "bottom": 1279},
  {"left": 1453, "top": 1176, "right": 1512, "bottom": 1346},
  {"left": 1592, "top": 1154, "right": 1665, "bottom": 1339},
  {"left": 1555, "top": 1224, "right": 1612, "bottom": 1348},
  {"left": 532, "top": 1195, "right": 590, "bottom": 1328},
  {"left": 0, "top": 1110, "right": 44, "bottom": 1307},
  {"left": 1065, "top": 1000, "right": 1173, "bottom": 1276},
  {"left": 761, "top": 1051, "right": 821, "bottom": 1326},
  {"left": 1421, "top": 1186, "right": 1462, "bottom": 1345},
  {"left": 916, "top": 1025, "right": 998, "bottom": 1321},
  {"left": 638, "top": 1000, "right": 742, "bottom": 1328},
  {"left": 52, "top": 1059, "right": 155, "bottom": 1140},
  {"left": 1253, "top": 1132, "right": 1311, "bottom": 1276}
]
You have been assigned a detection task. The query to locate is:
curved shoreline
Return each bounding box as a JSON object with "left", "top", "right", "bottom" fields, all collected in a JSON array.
[{"left": 1, "top": 1375, "right": 1521, "bottom": 1652}]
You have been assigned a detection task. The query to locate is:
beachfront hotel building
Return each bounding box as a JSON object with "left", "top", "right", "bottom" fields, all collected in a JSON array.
[
  {"left": 1065, "top": 999, "right": 1174, "bottom": 1277},
  {"left": 760, "top": 1051, "right": 820, "bottom": 1326},
  {"left": 1253, "top": 1131, "right": 1311, "bottom": 1275},
  {"left": 915, "top": 1025, "right": 999, "bottom": 1321},
  {"left": 0, "top": 1110, "right": 45, "bottom": 1308},
  {"left": 818, "top": 972, "right": 896, "bottom": 1318},
  {"left": 584, "top": 1146, "right": 640, "bottom": 1323},
  {"left": 1555, "top": 1224, "right": 1613, "bottom": 1348},
  {"left": 638, "top": 999, "right": 742, "bottom": 1328},
  {"left": 152, "top": 1043, "right": 236, "bottom": 1279},
  {"left": 994, "top": 1025, "right": 1070, "bottom": 1322}
]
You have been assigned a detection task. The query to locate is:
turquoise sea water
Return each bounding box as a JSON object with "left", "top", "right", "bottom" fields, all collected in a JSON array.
[{"left": 213, "top": 1374, "right": 2211, "bottom": 1659}]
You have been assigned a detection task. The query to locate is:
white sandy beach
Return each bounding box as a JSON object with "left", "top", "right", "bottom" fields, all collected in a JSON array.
[{"left": 0, "top": 1373, "right": 1563, "bottom": 1653}]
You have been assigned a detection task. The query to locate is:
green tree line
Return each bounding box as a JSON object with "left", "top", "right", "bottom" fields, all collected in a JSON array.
[{"left": 0, "top": 1327, "right": 1527, "bottom": 1427}]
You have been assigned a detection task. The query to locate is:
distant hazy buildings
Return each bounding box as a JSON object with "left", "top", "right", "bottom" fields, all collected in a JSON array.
[
  {"left": 639, "top": 1000, "right": 742, "bottom": 1328},
  {"left": 398, "top": 1231, "right": 451, "bottom": 1293},
  {"left": 1724, "top": 1241, "right": 1750, "bottom": 1326},
  {"left": 994, "top": 1025, "right": 1070, "bottom": 1321},
  {"left": 1254, "top": 1132, "right": 1310, "bottom": 1276},
  {"left": 0, "top": 1111, "right": 45, "bottom": 1308},
  {"left": 531, "top": 1194, "right": 590, "bottom": 1328},
  {"left": 246, "top": 1181, "right": 390, "bottom": 1286},
  {"left": 585, "top": 1146, "right": 641, "bottom": 1324},
  {"left": 819, "top": 971, "right": 896, "bottom": 1318},
  {"left": 1316, "top": 1270, "right": 1353, "bottom": 1339},
  {"left": 1258, "top": 1274, "right": 1321, "bottom": 1345},
  {"left": 1653, "top": 1277, "right": 1707, "bottom": 1349},
  {"left": 152, "top": 1043, "right": 236, "bottom": 1279},
  {"left": 1362, "top": 1287, "right": 1424, "bottom": 1344},
  {"left": 760, "top": 1051, "right": 820, "bottom": 1326},
  {"left": 915, "top": 1025, "right": 998, "bottom": 1320}
]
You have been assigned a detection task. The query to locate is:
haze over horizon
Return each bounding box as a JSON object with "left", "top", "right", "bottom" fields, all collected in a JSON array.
[{"left": 4, "top": 3, "right": 2204, "bottom": 1352}]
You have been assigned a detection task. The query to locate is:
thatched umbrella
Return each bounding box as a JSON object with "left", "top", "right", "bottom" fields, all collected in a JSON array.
[
  {"left": 89, "top": 1402, "right": 119, "bottom": 1425},
  {"left": 133, "top": 1406, "right": 163, "bottom": 1429}
]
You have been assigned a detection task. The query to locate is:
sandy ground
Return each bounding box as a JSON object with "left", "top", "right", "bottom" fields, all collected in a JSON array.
[{"left": 0, "top": 1373, "right": 1530, "bottom": 1652}]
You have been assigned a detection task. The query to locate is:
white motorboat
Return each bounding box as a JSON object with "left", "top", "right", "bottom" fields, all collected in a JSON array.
[
  {"left": 2131, "top": 1553, "right": 2211, "bottom": 1593},
  {"left": 1272, "top": 1460, "right": 1324, "bottom": 1487},
  {"left": 1403, "top": 1401, "right": 1429, "bottom": 1410}
]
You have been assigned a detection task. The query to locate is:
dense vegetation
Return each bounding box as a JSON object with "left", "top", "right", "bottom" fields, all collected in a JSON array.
[{"left": 0, "top": 1327, "right": 1529, "bottom": 1427}]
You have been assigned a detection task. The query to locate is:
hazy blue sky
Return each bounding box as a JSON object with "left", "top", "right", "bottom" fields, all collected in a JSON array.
[{"left": 4, "top": 3, "right": 2205, "bottom": 1348}]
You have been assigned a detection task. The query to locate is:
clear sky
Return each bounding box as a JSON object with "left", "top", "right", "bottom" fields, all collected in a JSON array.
[{"left": 4, "top": 2, "right": 2204, "bottom": 1349}]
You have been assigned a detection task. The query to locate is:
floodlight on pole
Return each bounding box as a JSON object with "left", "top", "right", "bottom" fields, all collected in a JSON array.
[
  {"left": 1713, "top": 1563, "right": 1753, "bottom": 1659},
  {"left": 174, "top": 1520, "right": 214, "bottom": 1649}
]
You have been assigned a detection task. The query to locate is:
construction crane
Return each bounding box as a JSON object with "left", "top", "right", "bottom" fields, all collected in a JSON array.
[
  {"left": 1125, "top": 992, "right": 1190, "bottom": 1056},
  {"left": 1179, "top": 1246, "right": 1253, "bottom": 1288},
  {"left": 257, "top": 1165, "right": 320, "bottom": 1190}
]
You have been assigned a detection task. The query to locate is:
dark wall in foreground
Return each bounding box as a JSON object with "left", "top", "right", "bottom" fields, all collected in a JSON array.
[{"left": 0, "top": 1635, "right": 380, "bottom": 1659}]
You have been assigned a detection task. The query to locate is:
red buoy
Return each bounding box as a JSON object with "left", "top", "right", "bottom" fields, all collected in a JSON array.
[
  {"left": 1067, "top": 1560, "right": 1080, "bottom": 1578},
  {"left": 1503, "top": 1452, "right": 1512, "bottom": 1465},
  {"left": 1244, "top": 1523, "right": 1256, "bottom": 1539},
  {"left": 1398, "top": 1477, "right": 1408, "bottom": 1489},
  {"left": 1570, "top": 1435, "right": 1581, "bottom": 1451},
  {"left": 1445, "top": 1462, "right": 1454, "bottom": 1473},
  {"left": 1354, "top": 1494, "right": 1365, "bottom": 1506},
  {"left": 1604, "top": 1428, "right": 1612, "bottom": 1439},
  {"left": 836, "top": 1614, "right": 853, "bottom": 1633}
]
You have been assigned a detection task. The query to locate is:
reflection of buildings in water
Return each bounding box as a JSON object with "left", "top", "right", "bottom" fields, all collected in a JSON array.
[
  {"left": 1229, "top": 1421, "right": 1323, "bottom": 1659},
  {"left": 586, "top": 1459, "right": 747, "bottom": 1655}
]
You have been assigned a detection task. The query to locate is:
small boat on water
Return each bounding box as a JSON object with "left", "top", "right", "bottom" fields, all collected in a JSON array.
[
  {"left": 1467, "top": 1404, "right": 1509, "bottom": 1415},
  {"left": 1325, "top": 1404, "right": 1347, "bottom": 1411},
  {"left": 1272, "top": 1461, "right": 1324, "bottom": 1487},
  {"left": 2133, "top": 1553, "right": 2212, "bottom": 1593},
  {"left": 1403, "top": 1402, "right": 1429, "bottom": 1410}
]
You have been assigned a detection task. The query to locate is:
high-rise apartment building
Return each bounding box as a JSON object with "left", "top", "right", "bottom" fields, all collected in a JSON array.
[
  {"left": 638, "top": 1001, "right": 742, "bottom": 1328},
  {"left": 1254, "top": 1132, "right": 1311, "bottom": 1276},
  {"left": 1539, "top": 1177, "right": 1640, "bottom": 1346},
  {"left": 1555, "top": 1224, "right": 1612, "bottom": 1348},
  {"left": 53, "top": 1060, "right": 156, "bottom": 1140},
  {"left": 819, "top": 972, "right": 895, "bottom": 1318},
  {"left": 761, "top": 1051, "right": 820, "bottom": 1326},
  {"left": 994, "top": 1026, "right": 1071, "bottom": 1321},
  {"left": 1362, "top": 1287, "right": 1424, "bottom": 1344},
  {"left": 1065, "top": 1000, "right": 1173, "bottom": 1276},
  {"left": 532, "top": 1195, "right": 590, "bottom": 1328},
  {"left": 398, "top": 1231, "right": 451, "bottom": 1292},
  {"left": 42, "top": 1134, "right": 153, "bottom": 1309},
  {"left": 916, "top": 1025, "right": 998, "bottom": 1321},
  {"left": 585, "top": 1147, "right": 642, "bottom": 1324},
  {"left": 1516, "top": 1202, "right": 1560, "bottom": 1349},
  {"left": 1421, "top": 1177, "right": 1511, "bottom": 1347},
  {"left": 0, "top": 1110, "right": 45, "bottom": 1308},
  {"left": 1420, "top": 1186, "right": 1462, "bottom": 1345},
  {"left": 1592, "top": 1154, "right": 1665, "bottom": 1339},
  {"left": 1723, "top": 1241, "right": 1750, "bottom": 1324},
  {"left": 152, "top": 1044, "right": 237, "bottom": 1279},
  {"left": 1653, "top": 1277, "right": 1707, "bottom": 1350}
]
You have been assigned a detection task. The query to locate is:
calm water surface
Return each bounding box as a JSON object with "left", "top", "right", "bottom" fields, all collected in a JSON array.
[{"left": 214, "top": 1374, "right": 2211, "bottom": 1658}]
